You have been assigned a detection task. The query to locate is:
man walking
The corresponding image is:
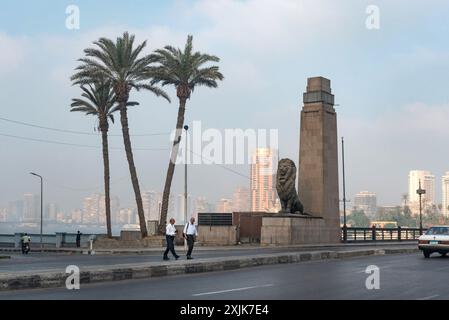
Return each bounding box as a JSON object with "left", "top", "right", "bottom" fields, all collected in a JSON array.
[
  {"left": 163, "top": 218, "right": 180, "bottom": 261},
  {"left": 183, "top": 217, "right": 198, "bottom": 260},
  {"left": 76, "top": 230, "right": 82, "bottom": 248}
]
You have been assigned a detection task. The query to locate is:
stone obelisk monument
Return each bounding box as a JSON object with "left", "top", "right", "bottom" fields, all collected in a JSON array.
[{"left": 298, "top": 76, "right": 340, "bottom": 243}]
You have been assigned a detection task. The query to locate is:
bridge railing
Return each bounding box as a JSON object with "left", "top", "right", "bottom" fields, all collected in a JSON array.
[{"left": 342, "top": 226, "right": 426, "bottom": 242}]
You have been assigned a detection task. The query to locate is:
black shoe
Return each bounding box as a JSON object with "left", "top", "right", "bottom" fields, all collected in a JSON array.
[
  {"left": 187, "top": 256, "right": 193, "bottom": 260},
  {"left": 175, "top": 255, "right": 180, "bottom": 260},
  {"left": 163, "top": 257, "right": 169, "bottom": 261}
]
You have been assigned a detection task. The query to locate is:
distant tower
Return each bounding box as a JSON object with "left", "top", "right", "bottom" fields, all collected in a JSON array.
[
  {"left": 443, "top": 172, "right": 449, "bottom": 217},
  {"left": 298, "top": 77, "right": 340, "bottom": 242},
  {"left": 250, "top": 148, "right": 276, "bottom": 212}
]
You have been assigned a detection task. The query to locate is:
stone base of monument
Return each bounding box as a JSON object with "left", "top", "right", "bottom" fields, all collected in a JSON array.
[{"left": 261, "top": 214, "right": 339, "bottom": 245}]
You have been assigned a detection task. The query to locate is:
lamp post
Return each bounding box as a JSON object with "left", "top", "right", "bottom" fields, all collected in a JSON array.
[
  {"left": 30, "top": 172, "right": 43, "bottom": 251},
  {"left": 416, "top": 180, "right": 426, "bottom": 235},
  {"left": 184, "top": 125, "right": 189, "bottom": 250},
  {"left": 341, "top": 137, "right": 347, "bottom": 242}
]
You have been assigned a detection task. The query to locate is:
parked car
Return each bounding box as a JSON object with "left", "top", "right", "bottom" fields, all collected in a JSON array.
[{"left": 418, "top": 226, "right": 449, "bottom": 258}]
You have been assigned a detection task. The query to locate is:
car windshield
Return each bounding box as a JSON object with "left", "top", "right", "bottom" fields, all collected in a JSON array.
[{"left": 426, "top": 227, "right": 449, "bottom": 235}]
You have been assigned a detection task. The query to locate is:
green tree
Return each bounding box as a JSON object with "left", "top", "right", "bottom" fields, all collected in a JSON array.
[
  {"left": 71, "top": 32, "right": 170, "bottom": 238},
  {"left": 347, "top": 210, "right": 370, "bottom": 227},
  {"left": 70, "top": 81, "right": 133, "bottom": 237},
  {"left": 150, "top": 35, "right": 224, "bottom": 233}
]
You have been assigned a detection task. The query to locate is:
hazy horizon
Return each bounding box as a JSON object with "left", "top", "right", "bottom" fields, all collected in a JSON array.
[{"left": 2, "top": 0, "right": 449, "bottom": 214}]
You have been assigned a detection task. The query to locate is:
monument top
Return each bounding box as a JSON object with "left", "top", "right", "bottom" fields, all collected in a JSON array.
[{"left": 306, "top": 76, "right": 331, "bottom": 94}]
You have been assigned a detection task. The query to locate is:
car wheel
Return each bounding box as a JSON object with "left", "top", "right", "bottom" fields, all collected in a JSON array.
[
  {"left": 423, "top": 250, "right": 431, "bottom": 258},
  {"left": 440, "top": 252, "right": 447, "bottom": 257}
]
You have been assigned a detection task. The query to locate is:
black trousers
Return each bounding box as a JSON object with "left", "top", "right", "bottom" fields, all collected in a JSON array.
[
  {"left": 164, "top": 235, "right": 178, "bottom": 258},
  {"left": 186, "top": 235, "right": 195, "bottom": 257}
]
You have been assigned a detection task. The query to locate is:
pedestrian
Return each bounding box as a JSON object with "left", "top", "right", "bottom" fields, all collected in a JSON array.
[
  {"left": 183, "top": 217, "right": 198, "bottom": 260},
  {"left": 163, "top": 218, "right": 180, "bottom": 261},
  {"left": 21, "top": 233, "right": 31, "bottom": 254},
  {"left": 76, "top": 230, "right": 82, "bottom": 248}
]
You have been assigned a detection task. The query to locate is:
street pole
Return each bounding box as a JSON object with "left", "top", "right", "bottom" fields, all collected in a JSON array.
[
  {"left": 184, "top": 125, "right": 189, "bottom": 250},
  {"left": 341, "top": 137, "right": 347, "bottom": 242},
  {"left": 30, "top": 172, "right": 43, "bottom": 252},
  {"left": 417, "top": 180, "right": 425, "bottom": 235}
]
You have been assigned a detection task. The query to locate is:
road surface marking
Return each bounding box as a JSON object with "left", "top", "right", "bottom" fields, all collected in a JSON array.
[
  {"left": 193, "top": 284, "right": 274, "bottom": 296},
  {"left": 417, "top": 294, "right": 439, "bottom": 300}
]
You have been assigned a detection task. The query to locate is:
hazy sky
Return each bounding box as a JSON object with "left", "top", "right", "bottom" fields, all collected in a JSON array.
[{"left": 1, "top": 0, "right": 449, "bottom": 211}]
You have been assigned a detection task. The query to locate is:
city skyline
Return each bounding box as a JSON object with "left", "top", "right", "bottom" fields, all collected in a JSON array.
[{"left": 2, "top": 1, "right": 449, "bottom": 212}]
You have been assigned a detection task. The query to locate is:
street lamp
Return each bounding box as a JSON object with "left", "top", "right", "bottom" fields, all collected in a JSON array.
[
  {"left": 416, "top": 180, "right": 426, "bottom": 235},
  {"left": 341, "top": 137, "right": 347, "bottom": 242},
  {"left": 184, "top": 125, "right": 189, "bottom": 250},
  {"left": 30, "top": 172, "right": 43, "bottom": 251}
]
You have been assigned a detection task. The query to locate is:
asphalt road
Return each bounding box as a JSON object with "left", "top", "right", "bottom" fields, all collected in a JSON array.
[
  {"left": 1, "top": 252, "right": 448, "bottom": 300},
  {"left": 0, "top": 245, "right": 397, "bottom": 274}
]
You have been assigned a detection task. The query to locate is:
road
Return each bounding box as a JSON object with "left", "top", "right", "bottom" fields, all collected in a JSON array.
[
  {"left": 1, "top": 252, "right": 448, "bottom": 300},
  {"left": 0, "top": 244, "right": 398, "bottom": 274}
]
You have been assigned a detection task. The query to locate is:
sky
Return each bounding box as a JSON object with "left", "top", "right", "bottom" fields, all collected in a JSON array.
[{"left": 1, "top": 0, "right": 449, "bottom": 211}]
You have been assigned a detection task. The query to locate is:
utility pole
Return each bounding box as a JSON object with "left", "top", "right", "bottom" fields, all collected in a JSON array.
[{"left": 341, "top": 137, "right": 347, "bottom": 242}]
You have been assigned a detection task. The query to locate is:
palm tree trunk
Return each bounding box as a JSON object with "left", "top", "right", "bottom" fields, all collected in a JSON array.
[
  {"left": 100, "top": 119, "right": 112, "bottom": 238},
  {"left": 159, "top": 98, "right": 187, "bottom": 234},
  {"left": 119, "top": 104, "right": 148, "bottom": 238}
]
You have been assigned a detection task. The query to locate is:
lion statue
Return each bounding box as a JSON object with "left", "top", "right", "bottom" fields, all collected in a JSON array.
[{"left": 276, "top": 158, "right": 305, "bottom": 214}]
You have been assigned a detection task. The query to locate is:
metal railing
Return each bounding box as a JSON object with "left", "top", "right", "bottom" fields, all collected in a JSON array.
[{"left": 342, "top": 226, "right": 426, "bottom": 242}]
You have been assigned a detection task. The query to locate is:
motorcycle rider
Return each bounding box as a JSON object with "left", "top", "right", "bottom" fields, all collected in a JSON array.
[{"left": 21, "top": 233, "right": 31, "bottom": 254}]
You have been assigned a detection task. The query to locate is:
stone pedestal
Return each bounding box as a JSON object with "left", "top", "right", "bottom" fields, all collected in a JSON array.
[
  {"left": 261, "top": 214, "right": 334, "bottom": 245},
  {"left": 298, "top": 77, "right": 340, "bottom": 243}
]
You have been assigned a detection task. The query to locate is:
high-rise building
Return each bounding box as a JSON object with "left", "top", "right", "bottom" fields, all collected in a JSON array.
[
  {"left": 142, "top": 191, "right": 162, "bottom": 221},
  {"left": 216, "top": 198, "right": 233, "bottom": 213},
  {"left": 82, "top": 194, "right": 101, "bottom": 224},
  {"left": 23, "top": 193, "right": 39, "bottom": 222},
  {"left": 442, "top": 172, "right": 449, "bottom": 217},
  {"left": 232, "top": 187, "right": 250, "bottom": 212},
  {"left": 250, "top": 148, "right": 276, "bottom": 212},
  {"left": 408, "top": 170, "right": 435, "bottom": 215},
  {"left": 353, "top": 191, "right": 377, "bottom": 218},
  {"left": 8, "top": 200, "right": 23, "bottom": 222},
  {"left": 45, "top": 203, "right": 58, "bottom": 222}
]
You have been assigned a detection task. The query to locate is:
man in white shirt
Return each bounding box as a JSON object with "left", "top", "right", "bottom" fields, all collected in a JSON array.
[
  {"left": 183, "top": 217, "right": 198, "bottom": 260},
  {"left": 163, "top": 218, "right": 180, "bottom": 261}
]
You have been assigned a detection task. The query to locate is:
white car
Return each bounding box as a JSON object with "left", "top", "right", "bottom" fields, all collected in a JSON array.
[{"left": 418, "top": 226, "right": 449, "bottom": 258}]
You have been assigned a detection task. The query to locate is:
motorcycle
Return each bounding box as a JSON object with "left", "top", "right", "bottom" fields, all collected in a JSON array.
[{"left": 22, "top": 242, "right": 30, "bottom": 255}]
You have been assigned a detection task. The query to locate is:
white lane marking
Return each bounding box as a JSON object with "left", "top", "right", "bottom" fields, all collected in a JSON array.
[
  {"left": 193, "top": 284, "right": 274, "bottom": 296},
  {"left": 417, "top": 294, "right": 439, "bottom": 300}
]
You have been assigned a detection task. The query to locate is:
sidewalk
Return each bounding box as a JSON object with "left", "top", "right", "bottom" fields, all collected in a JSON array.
[
  {"left": 0, "top": 244, "right": 418, "bottom": 291},
  {"left": 0, "top": 240, "right": 417, "bottom": 255}
]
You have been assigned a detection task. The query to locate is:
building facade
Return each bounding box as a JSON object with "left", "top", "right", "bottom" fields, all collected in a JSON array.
[
  {"left": 408, "top": 170, "right": 435, "bottom": 216},
  {"left": 353, "top": 191, "right": 377, "bottom": 218},
  {"left": 442, "top": 172, "right": 449, "bottom": 217},
  {"left": 250, "top": 148, "right": 276, "bottom": 212}
]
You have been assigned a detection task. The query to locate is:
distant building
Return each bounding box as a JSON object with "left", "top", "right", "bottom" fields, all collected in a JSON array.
[
  {"left": 216, "top": 198, "right": 233, "bottom": 213},
  {"left": 408, "top": 170, "right": 435, "bottom": 216},
  {"left": 232, "top": 187, "right": 250, "bottom": 212},
  {"left": 194, "top": 197, "right": 211, "bottom": 219},
  {"left": 142, "top": 191, "right": 162, "bottom": 222},
  {"left": 442, "top": 172, "right": 449, "bottom": 217},
  {"left": 353, "top": 191, "right": 377, "bottom": 218},
  {"left": 250, "top": 148, "right": 276, "bottom": 212},
  {"left": 23, "top": 193, "right": 39, "bottom": 223}
]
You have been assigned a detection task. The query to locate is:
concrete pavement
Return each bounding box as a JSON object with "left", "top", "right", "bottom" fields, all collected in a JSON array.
[
  {"left": 1, "top": 252, "right": 446, "bottom": 300},
  {"left": 0, "top": 244, "right": 418, "bottom": 292}
]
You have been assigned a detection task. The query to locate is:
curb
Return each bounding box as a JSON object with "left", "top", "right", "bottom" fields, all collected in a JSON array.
[{"left": 0, "top": 247, "right": 419, "bottom": 291}]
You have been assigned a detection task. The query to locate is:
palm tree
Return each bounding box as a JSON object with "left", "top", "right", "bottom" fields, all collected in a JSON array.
[
  {"left": 70, "top": 81, "right": 128, "bottom": 238},
  {"left": 150, "top": 35, "right": 224, "bottom": 234},
  {"left": 71, "top": 32, "right": 170, "bottom": 238}
]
